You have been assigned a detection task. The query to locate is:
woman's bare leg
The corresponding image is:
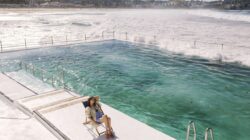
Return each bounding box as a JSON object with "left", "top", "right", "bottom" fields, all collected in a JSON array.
[
  {"left": 107, "top": 117, "right": 112, "bottom": 131},
  {"left": 101, "top": 115, "right": 113, "bottom": 136}
]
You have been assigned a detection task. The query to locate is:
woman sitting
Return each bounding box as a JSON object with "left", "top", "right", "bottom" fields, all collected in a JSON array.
[{"left": 84, "top": 96, "right": 114, "bottom": 138}]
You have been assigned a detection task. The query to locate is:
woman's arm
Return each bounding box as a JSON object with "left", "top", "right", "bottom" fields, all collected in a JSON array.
[
  {"left": 96, "top": 102, "right": 104, "bottom": 114},
  {"left": 85, "top": 107, "right": 94, "bottom": 121},
  {"left": 85, "top": 107, "right": 99, "bottom": 124}
]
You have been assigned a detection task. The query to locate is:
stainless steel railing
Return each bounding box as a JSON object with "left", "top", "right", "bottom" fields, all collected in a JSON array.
[
  {"left": 19, "top": 61, "right": 86, "bottom": 96},
  {"left": 186, "top": 121, "right": 197, "bottom": 140},
  {"left": 3, "top": 30, "right": 249, "bottom": 54},
  {"left": 186, "top": 121, "right": 215, "bottom": 140},
  {"left": 19, "top": 61, "right": 65, "bottom": 88},
  {"left": 205, "top": 128, "right": 214, "bottom": 140},
  {"left": 0, "top": 31, "right": 115, "bottom": 53}
]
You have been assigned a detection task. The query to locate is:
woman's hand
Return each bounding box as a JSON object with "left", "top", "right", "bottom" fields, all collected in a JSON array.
[
  {"left": 94, "top": 121, "right": 99, "bottom": 125},
  {"left": 90, "top": 119, "right": 99, "bottom": 125}
]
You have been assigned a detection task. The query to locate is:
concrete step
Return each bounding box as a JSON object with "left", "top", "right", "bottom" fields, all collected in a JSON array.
[
  {"left": 39, "top": 96, "right": 89, "bottom": 114},
  {"left": 19, "top": 89, "right": 65, "bottom": 103},
  {"left": 17, "top": 90, "right": 74, "bottom": 112},
  {"left": 5, "top": 70, "right": 54, "bottom": 94}
]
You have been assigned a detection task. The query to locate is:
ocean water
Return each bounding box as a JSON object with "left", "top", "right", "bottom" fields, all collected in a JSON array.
[{"left": 1, "top": 40, "right": 250, "bottom": 140}]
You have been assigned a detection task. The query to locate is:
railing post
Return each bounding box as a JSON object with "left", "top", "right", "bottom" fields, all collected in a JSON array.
[
  {"left": 25, "top": 38, "right": 27, "bottom": 49},
  {"left": 62, "top": 70, "right": 65, "bottom": 88},
  {"left": 0, "top": 40, "right": 2, "bottom": 52},
  {"left": 19, "top": 61, "right": 22, "bottom": 70},
  {"left": 52, "top": 76, "right": 54, "bottom": 87},
  {"left": 125, "top": 32, "right": 128, "bottom": 40},
  {"left": 32, "top": 65, "right": 35, "bottom": 75},
  {"left": 221, "top": 44, "right": 223, "bottom": 50},
  {"left": 51, "top": 36, "right": 54, "bottom": 46},
  {"left": 66, "top": 35, "right": 68, "bottom": 45},
  {"left": 194, "top": 41, "right": 196, "bottom": 48},
  {"left": 85, "top": 34, "right": 87, "bottom": 41},
  {"left": 102, "top": 31, "right": 104, "bottom": 39},
  {"left": 25, "top": 63, "right": 27, "bottom": 71},
  {"left": 42, "top": 70, "right": 44, "bottom": 81}
]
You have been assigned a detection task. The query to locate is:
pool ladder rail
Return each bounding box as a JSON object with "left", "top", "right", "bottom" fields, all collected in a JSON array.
[
  {"left": 186, "top": 121, "right": 214, "bottom": 140},
  {"left": 205, "top": 128, "right": 214, "bottom": 140},
  {"left": 186, "top": 121, "right": 196, "bottom": 140}
]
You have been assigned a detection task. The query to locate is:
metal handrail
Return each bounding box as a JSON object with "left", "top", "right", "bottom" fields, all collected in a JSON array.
[
  {"left": 19, "top": 61, "right": 85, "bottom": 97},
  {"left": 186, "top": 121, "right": 197, "bottom": 140},
  {"left": 205, "top": 128, "right": 214, "bottom": 140},
  {"left": 19, "top": 61, "right": 65, "bottom": 88}
]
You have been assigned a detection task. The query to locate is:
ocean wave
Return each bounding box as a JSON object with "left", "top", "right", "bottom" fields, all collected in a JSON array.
[
  {"left": 188, "top": 10, "right": 250, "bottom": 23},
  {"left": 72, "top": 22, "right": 91, "bottom": 27}
]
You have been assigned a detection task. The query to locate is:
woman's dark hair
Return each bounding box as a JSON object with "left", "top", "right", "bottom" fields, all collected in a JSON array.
[{"left": 87, "top": 96, "right": 96, "bottom": 107}]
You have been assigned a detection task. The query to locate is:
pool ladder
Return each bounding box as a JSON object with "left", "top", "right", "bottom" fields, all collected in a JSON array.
[{"left": 186, "top": 121, "right": 214, "bottom": 140}]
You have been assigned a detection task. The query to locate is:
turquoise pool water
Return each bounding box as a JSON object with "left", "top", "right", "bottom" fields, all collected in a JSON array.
[{"left": 1, "top": 40, "right": 250, "bottom": 140}]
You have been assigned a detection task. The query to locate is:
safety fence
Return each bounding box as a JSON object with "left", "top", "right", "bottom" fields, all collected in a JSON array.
[
  {"left": 1, "top": 30, "right": 250, "bottom": 54},
  {"left": 19, "top": 61, "right": 65, "bottom": 89},
  {"left": 0, "top": 31, "right": 115, "bottom": 53},
  {"left": 17, "top": 60, "right": 98, "bottom": 96}
]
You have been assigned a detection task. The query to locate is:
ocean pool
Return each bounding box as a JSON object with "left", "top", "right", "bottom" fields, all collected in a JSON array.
[{"left": 0, "top": 40, "right": 250, "bottom": 140}]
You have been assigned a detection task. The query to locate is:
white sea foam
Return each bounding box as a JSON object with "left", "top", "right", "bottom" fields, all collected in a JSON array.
[
  {"left": 0, "top": 9, "right": 249, "bottom": 67},
  {"left": 187, "top": 10, "right": 250, "bottom": 23}
]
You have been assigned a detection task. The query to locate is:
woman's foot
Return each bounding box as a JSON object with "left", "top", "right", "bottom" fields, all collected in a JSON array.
[
  {"left": 105, "top": 131, "right": 110, "bottom": 139},
  {"left": 107, "top": 129, "right": 114, "bottom": 138}
]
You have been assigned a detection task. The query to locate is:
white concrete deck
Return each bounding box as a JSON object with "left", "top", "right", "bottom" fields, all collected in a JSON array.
[
  {"left": 6, "top": 70, "right": 54, "bottom": 93},
  {"left": 0, "top": 72, "right": 176, "bottom": 140},
  {"left": 0, "top": 99, "right": 57, "bottom": 140},
  {"left": 0, "top": 73, "right": 36, "bottom": 100},
  {"left": 0, "top": 73, "right": 57, "bottom": 140},
  {"left": 42, "top": 102, "right": 175, "bottom": 140}
]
